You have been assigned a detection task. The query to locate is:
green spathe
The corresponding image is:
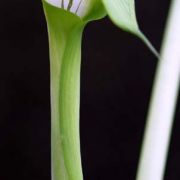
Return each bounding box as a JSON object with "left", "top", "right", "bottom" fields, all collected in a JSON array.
[{"left": 43, "top": 3, "right": 85, "bottom": 180}]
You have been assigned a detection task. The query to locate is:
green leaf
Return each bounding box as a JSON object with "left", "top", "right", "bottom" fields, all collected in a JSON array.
[
  {"left": 43, "top": 1, "right": 85, "bottom": 180},
  {"left": 101, "top": 0, "right": 159, "bottom": 57}
]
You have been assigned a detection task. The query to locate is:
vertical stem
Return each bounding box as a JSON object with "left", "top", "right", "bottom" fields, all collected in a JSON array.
[
  {"left": 43, "top": 2, "right": 85, "bottom": 180},
  {"left": 136, "top": 0, "right": 180, "bottom": 180},
  {"left": 50, "top": 27, "right": 84, "bottom": 180}
]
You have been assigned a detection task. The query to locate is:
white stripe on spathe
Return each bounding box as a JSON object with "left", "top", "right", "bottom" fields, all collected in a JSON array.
[{"left": 44, "top": 0, "right": 92, "bottom": 17}]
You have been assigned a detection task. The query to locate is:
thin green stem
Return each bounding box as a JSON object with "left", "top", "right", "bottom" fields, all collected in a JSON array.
[
  {"left": 138, "top": 31, "right": 160, "bottom": 58},
  {"left": 136, "top": 0, "right": 180, "bottom": 180}
]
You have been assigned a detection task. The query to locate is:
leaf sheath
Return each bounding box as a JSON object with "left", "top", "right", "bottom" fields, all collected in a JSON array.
[{"left": 43, "top": 2, "right": 84, "bottom": 180}]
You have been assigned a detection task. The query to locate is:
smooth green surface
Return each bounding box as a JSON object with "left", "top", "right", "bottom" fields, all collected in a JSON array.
[
  {"left": 102, "top": 0, "right": 139, "bottom": 33},
  {"left": 81, "top": 0, "right": 106, "bottom": 22},
  {"left": 43, "top": 1, "right": 108, "bottom": 180},
  {"left": 101, "top": 0, "right": 159, "bottom": 57},
  {"left": 43, "top": 2, "right": 84, "bottom": 180}
]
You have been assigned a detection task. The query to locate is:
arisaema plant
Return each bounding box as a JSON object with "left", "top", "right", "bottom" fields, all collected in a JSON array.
[{"left": 42, "top": 0, "right": 180, "bottom": 180}]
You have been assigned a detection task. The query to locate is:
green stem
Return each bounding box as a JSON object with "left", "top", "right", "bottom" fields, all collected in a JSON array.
[
  {"left": 43, "top": 2, "right": 85, "bottom": 180},
  {"left": 136, "top": 0, "right": 180, "bottom": 179}
]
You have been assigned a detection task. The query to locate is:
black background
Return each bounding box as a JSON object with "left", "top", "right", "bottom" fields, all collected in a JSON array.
[{"left": 0, "top": 0, "right": 180, "bottom": 179}]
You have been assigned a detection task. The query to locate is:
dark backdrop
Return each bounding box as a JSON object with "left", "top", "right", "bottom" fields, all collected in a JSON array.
[{"left": 0, "top": 0, "right": 179, "bottom": 180}]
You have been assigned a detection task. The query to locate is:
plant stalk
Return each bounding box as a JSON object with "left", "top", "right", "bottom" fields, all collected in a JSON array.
[
  {"left": 136, "top": 0, "right": 180, "bottom": 180},
  {"left": 43, "top": 2, "right": 85, "bottom": 180}
]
